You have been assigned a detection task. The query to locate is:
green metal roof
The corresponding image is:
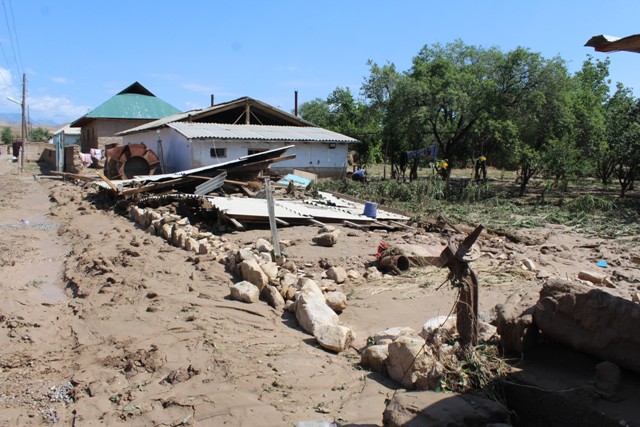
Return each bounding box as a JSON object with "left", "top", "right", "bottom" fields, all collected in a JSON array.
[{"left": 71, "top": 82, "right": 180, "bottom": 127}]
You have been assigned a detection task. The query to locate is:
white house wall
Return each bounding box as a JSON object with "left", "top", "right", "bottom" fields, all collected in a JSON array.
[{"left": 123, "top": 131, "right": 350, "bottom": 177}]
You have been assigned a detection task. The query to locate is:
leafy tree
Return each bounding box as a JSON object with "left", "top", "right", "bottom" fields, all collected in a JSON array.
[
  {"left": 1, "top": 126, "right": 13, "bottom": 144},
  {"left": 570, "top": 56, "right": 611, "bottom": 185},
  {"left": 605, "top": 84, "right": 640, "bottom": 197},
  {"left": 30, "top": 127, "right": 53, "bottom": 142},
  {"left": 299, "top": 98, "right": 331, "bottom": 128}
]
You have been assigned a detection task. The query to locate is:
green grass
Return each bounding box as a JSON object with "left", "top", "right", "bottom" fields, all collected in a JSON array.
[{"left": 312, "top": 172, "right": 640, "bottom": 239}]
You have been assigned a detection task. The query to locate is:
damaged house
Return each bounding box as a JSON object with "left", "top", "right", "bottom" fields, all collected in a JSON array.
[
  {"left": 70, "top": 82, "right": 181, "bottom": 154},
  {"left": 117, "top": 97, "right": 359, "bottom": 178}
]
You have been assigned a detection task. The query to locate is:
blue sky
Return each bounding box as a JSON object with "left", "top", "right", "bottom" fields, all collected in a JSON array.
[{"left": 0, "top": 0, "right": 638, "bottom": 125}]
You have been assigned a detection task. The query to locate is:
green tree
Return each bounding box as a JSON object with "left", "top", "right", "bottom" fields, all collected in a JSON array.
[
  {"left": 30, "top": 127, "right": 53, "bottom": 142},
  {"left": 299, "top": 98, "right": 331, "bottom": 128},
  {"left": 605, "top": 84, "right": 640, "bottom": 197},
  {"left": 570, "top": 56, "right": 611, "bottom": 185},
  {"left": 1, "top": 126, "right": 13, "bottom": 144}
]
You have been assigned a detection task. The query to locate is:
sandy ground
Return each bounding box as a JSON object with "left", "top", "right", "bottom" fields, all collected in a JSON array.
[{"left": 0, "top": 157, "right": 639, "bottom": 426}]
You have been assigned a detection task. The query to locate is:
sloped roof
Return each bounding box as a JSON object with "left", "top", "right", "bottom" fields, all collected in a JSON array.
[
  {"left": 118, "top": 96, "right": 315, "bottom": 136},
  {"left": 167, "top": 122, "right": 359, "bottom": 143},
  {"left": 71, "top": 82, "right": 181, "bottom": 127},
  {"left": 585, "top": 33, "right": 640, "bottom": 53}
]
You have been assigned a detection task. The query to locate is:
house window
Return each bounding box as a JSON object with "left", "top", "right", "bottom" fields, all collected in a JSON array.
[
  {"left": 248, "top": 148, "right": 268, "bottom": 155},
  {"left": 210, "top": 147, "right": 227, "bottom": 158},
  {"left": 328, "top": 143, "right": 337, "bottom": 149}
]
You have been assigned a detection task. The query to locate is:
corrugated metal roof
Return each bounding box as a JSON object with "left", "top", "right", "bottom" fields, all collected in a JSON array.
[{"left": 168, "top": 122, "right": 359, "bottom": 143}]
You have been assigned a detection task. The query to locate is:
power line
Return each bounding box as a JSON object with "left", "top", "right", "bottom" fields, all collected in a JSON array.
[
  {"left": 6, "top": 0, "right": 22, "bottom": 73},
  {"left": 1, "top": 0, "right": 21, "bottom": 77}
]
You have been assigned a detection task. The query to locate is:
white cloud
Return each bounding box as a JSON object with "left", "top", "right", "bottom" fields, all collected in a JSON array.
[
  {"left": 27, "top": 95, "right": 91, "bottom": 124},
  {"left": 52, "top": 77, "right": 73, "bottom": 84},
  {"left": 180, "top": 82, "right": 216, "bottom": 94}
]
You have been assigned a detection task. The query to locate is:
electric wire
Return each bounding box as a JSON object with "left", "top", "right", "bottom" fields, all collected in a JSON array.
[
  {"left": 6, "top": 0, "right": 22, "bottom": 74},
  {"left": 1, "top": 0, "right": 21, "bottom": 77}
]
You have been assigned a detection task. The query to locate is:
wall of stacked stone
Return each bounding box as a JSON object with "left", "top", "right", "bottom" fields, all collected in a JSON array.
[{"left": 127, "top": 204, "right": 356, "bottom": 352}]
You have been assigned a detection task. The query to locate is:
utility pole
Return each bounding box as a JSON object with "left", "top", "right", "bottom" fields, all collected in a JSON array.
[{"left": 20, "top": 73, "right": 26, "bottom": 173}]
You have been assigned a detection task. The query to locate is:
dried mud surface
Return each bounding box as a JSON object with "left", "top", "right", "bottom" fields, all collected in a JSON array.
[{"left": 0, "top": 158, "right": 639, "bottom": 426}]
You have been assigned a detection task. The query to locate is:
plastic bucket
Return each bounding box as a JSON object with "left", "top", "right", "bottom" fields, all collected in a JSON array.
[{"left": 363, "top": 201, "right": 377, "bottom": 218}]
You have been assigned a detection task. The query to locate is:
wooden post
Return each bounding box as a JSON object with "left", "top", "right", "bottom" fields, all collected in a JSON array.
[{"left": 264, "top": 179, "right": 281, "bottom": 258}]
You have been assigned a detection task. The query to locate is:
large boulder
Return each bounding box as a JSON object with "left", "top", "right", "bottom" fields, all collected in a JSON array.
[
  {"left": 312, "top": 231, "right": 340, "bottom": 247},
  {"left": 230, "top": 281, "right": 260, "bottom": 303},
  {"left": 314, "top": 324, "right": 354, "bottom": 353},
  {"left": 534, "top": 279, "right": 640, "bottom": 374},
  {"left": 386, "top": 336, "right": 430, "bottom": 389},
  {"left": 326, "top": 266, "right": 347, "bottom": 284},
  {"left": 383, "top": 391, "right": 510, "bottom": 427},
  {"left": 240, "top": 259, "right": 269, "bottom": 291},
  {"left": 360, "top": 344, "right": 389, "bottom": 372},
  {"left": 495, "top": 289, "right": 539, "bottom": 353},
  {"left": 324, "top": 291, "right": 347, "bottom": 313},
  {"left": 294, "top": 280, "right": 339, "bottom": 335}
]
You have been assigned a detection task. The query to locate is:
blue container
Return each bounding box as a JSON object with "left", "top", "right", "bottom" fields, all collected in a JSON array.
[{"left": 363, "top": 201, "right": 377, "bottom": 218}]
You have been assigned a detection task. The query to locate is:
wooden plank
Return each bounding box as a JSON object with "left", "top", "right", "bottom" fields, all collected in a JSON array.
[
  {"left": 227, "top": 216, "right": 245, "bottom": 231},
  {"left": 275, "top": 217, "right": 289, "bottom": 226},
  {"left": 49, "top": 171, "right": 97, "bottom": 182},
  {"left": 307, "top": 218, "right": 326, "bottom": 227},
  {"left": 343, "top": 220, "right": 369, "bottom": 230},
  {"left": 96, "top": 170, "right": 120, "bottom": 193},
  {"left": 389, "top": 220, "right": 415, "bottom": 230},
  {"left": 118, "top": 177, "right": 186, "bottom": 196}
]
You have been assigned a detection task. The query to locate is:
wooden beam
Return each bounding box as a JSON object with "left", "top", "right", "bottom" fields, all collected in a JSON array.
[
  {"left": 96, "top": 170, "right": 120, "bottom": 193},
  {"left": 343, "top": 220, "right": 369, "bottom": 230},
  {"left": 48, "top": 171, "right": 97, "bottom": 182}
]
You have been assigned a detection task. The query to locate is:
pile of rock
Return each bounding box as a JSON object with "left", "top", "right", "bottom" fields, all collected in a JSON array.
[
  {"left": 225, "top": 238, "right": 355, "bottom": 353},
  {"left": 360, "top": 319, "right": 498, "bottom": 391},
  {"left": 128, "top": 205, "right": 231, "bottom": 259}
]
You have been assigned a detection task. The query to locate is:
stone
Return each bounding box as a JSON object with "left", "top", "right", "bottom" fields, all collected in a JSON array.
[
  {"left": 326, "top": 266, "right": 347, "bottom": 284},
  {"left": 255, "top": 238, "right": 273, "bottom": 253},
  {"left": 386, "top": 336, "right": 429, "bottom": 389},
  {"left": 240, "top": 259, "right": 269, "bottom": 291},
  {"left": 319, "top": 280, "right": 337, "bottom": 292},
  {"left": 319, "top": 225, "right": 337, "bottom": 233},
  {"left": 312, "top": 231, "right": 339, "bottom": 247},
  {"left": 521, "top": 258, "right": 536, "bottom": 271},
  {"left": 260, "top": 262, "right": 279, "bottom": 280},
  {"left": 360, "top": 344, "right": 388, "bottom": 372},
  {"left": 346, "top": 269, "right": 361, "bottom": 280},
  {"left": 237, "top": 248, "right": 255, "bottom": 262},
  {"left": 594, "top": 361, "right": 621, "bottom": 397},
  {"left": 197, "top": 241, "right": 209, "bottom": 255},
  {"left": 161, "top": 223, "right": 173, "bottom": 241},
  {"left": 372, "top": 327, "right": 415, "bottom": 344},
  {"left": 263, "top": 285, "right": 285, "bottom": 311},
  {"left": 185, "top": 237, "right": 198, "bottom": 252},
  {"left": 281, "top": 260, "right": 297, "bottom": 272},
  {"left": 632, "top": 293, "right": 640, "bottom": 303},
  {"left": 535, "top": 279, "right": 640, "bottom": 374},
  {"left": 314, "top": 323, "right": 354, "bottom": 353},
  {"left": 578, "top": 270, "right": 607, "bottom": 285},
  {"left": 230, "top": 281, "right": 260, "bottom": 303},
  {"left": 280, "top": 272, "right": 298, "bottom": 289},
  {"left": 419, "top": 316, "right": 456, "bottom": 342},
  {"left": 324, "top": 291, "right": 348, "bottom": 313},
  {"left": 294, "top": 280, "right": 339, "bottom": 335},
  {"left": 383, "top": 390, "right": 510, "bottom": 427},
  {"left": 495, "top": 288, "right": 539, "bottom": 354},
  {"left": 364, "top": 266, "right": 383, "bottom": 280}
]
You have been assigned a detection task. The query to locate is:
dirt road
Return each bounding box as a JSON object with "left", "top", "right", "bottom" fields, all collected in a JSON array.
[{"left": 1, "top": 156, "right": 639, "bottom": 426}]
